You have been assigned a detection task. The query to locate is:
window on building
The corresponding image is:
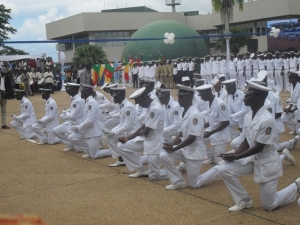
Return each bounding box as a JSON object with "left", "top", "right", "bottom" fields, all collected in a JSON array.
[
  {"left": 94, "top": 31, "right": 135, "bottom": 47},
  {"left": 256, "top": 27, "right": 261, "bottom": 36},
  {"left": 74, "top": 33, "right": 89, "bottom": 49},
  {"left": 60, "top": 36, "right": 73, "bottom": 50}
]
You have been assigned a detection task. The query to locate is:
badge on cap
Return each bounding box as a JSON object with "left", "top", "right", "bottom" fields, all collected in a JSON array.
[
  {"left": 174, "top": 111, "right": 178, "bottom": 115},
  {"left": 73, "top": 104, "right": 76, "bottom": 108},
  {"left": 266, "top": 127, "right": 272, "bottom": 135},
  {"left": 150, "top": 112, "right": 155, "bottom": 118},
  {"left": 88, "top": 105, "right": 92, "bottom": 110},
  {"left": 25, "top": 105, "right": 28, "bottom": 109},
  {"left": 50, "top": 106, "right": 53, "bottom": 110},
  {"left": 193, "top": 118, "right": 198, "bottom": 125},
  {"left": 221, "top": 105, "right": 225, "bottom": 111},
  {"left": 126, "top": 111, "right": 130, "bottom": 116}
]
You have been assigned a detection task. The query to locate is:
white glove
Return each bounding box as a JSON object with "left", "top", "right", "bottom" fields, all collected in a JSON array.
[{"left": 71, "top": 126, "right": 79, "bottom": 132}]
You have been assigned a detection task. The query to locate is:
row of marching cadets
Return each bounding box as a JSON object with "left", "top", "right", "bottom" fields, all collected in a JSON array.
[{"left": 10, "top": 70, "right": 300, "bottom": 211}]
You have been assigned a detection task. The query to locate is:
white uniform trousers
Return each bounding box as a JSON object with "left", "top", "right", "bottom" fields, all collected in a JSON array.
[
  {"left": 218, "top": 161, "right": 298, "bottom": 211},
  {"left": 229, "top": 120, "right": 242, "bottom": 139},
  {"left": 267, "top": 70, "right": 274, "bottom": 81},
  {"left": 253, "top": 69, "right": 259, "bottom": 78},
  {"left": 104, "top": 118, "right": 120, "bottom": 130},
  {"left": 229, "top": 71, "right": 236, "bottom": 80},
  {"left": 274, "top": 70, "right": 283, "bottom": 91},
  {"left": 122, "top": 74, "right": 126, "bottom": 87},
  {"left": 206, "top": 144, "right": 227, "bottom": 164},
  {"left": 31, "top": 122, "right": 60, "bottom": 144},
  {"left": 10, "top": 120, "right": 36, "bottom": 139},
  {"left": 238, "top": 71, "right": 245, "bottom": 89},
  {"left": 118, "top": 139, "right": 168, "bottom": 181},
  {"left": 245, "top": 70, "right": 252, "bottom": 81},
  {"left": 160, "top": 150, "right": 219, "bottom": 188},
  {"left": 284, "top": 69, "right": 290, "bottom": 91},
  {"left": 282, "top": 112, "right": 296, "bottom": 132},
  {"left": 68, "top": 132, "right": 86, "bottom": 153},
  {"left": 74, "top": 136, "right": 103, "bottom": 159},
  {"left": 53, "top": 123, "right": 73, "bottom": 148}
]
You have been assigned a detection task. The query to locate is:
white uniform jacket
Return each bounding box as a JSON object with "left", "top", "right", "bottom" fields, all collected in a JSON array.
[
  {"left": 180, "top": 105, "right": 207, "bottom": 160},
  {"left": 227, "top": 90, "right": 249, "bottom": 127},
  {"left": 112, "top": 98, "right": 140, "bottom": 137},
  {"left": 239, "top": 107, "right": 282, "bottom": 183},
  {"left": 143, "top": 100, "right": 165, "bottom": 155},
  {"left": 163, "top": 98, "right": 183, "bottom": 135},
  {"left": 16, "top": 97, "right": 36, "bottom": 128},
  {"left": 64, "top": 93, "right": 85, "bottom": 126},
  {"left": 78, "top": 96, "right": 103, "bottom": 138},
  {"left": 40, "top": 97, "right": 59, "bottom": 132}
]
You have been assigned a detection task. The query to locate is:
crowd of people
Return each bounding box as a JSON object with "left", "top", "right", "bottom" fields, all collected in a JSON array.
[{"left": 1, "top": 50, "right": 300, "bottom": 212}]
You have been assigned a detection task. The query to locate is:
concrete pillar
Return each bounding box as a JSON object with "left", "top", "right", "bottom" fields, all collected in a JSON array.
[{"left": 253, "top": 21, "right": 257, "bottom": 37}]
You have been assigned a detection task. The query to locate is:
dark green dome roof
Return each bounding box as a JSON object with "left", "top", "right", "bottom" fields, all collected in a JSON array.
[{"left": 122, "top": 20, "right": 209, "bottom": 61}]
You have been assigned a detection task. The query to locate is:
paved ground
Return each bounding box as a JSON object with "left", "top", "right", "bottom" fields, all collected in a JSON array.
[{"left": 0, "top": 87, "right": 299, "bottom": 225}]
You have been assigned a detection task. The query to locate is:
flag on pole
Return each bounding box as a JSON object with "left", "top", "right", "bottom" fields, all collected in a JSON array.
[
  {"left": 114, "top": 59, "right": 120, "bottom": 83},
  {"left": 92, "top": 64, "right": 101, "bottom": 85},
  {"left": 99, "top": 64, "right": 105, "bottom": 86},
  {"left": 123, "top": 57, "right": 130, "bottom": 81},
  {"left": 140, "top": 53, "right": 147, "bottom": 63},
  {"left": 104, "top": 62, "right": 115, "bottom": 83}
]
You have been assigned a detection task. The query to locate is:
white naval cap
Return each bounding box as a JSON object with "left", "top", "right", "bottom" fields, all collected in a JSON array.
[
  {"left": 157, "top": 88, "right": 171, "bottom": 98},
  {"left": 250, "top": 53, "right": 255, "bottom": 58},
  {"left": 218, "top": 74, "right": 225, "bottom": 79},
  {"left": 111, "top": 87, "right": 126, "bottom": 97},
  {"left": 176, "top": 84, "right": 195, "bottom": 96},
  {"left": 129, "top": 87, "right": 146, "bottom": 101},
  {"left": 64, "top": 83, "right": 80, "bottom": 88},
  {"left": 39, "top": 88, "right": 52, "bottom": 93},
  {"left": 210, "top": 77, "right": 219, "bottom": 86},
  {"left": 195, "top": 84, "right": 212, "bottom": 93},
  {"left": 245, "top": 80, "right": 271, "bottom": 94},
  {"left": 80, "top": 83, "right": 94, "bottom": 91},
  {"left": 222, "top": 79, "right": 236, "bottom": 86},
  {"left": 100, "top": 82, "right": 109, "bottom": 90},
  {"left": 106, "top": 83, "right": 118, "bottom": 88},
  {"left": 194, "top": 78, "right": 206, "bottom": 82},
  {"left": 256, "top": 70, "right": 268, "bottom": 82},
  {"left": 154, "top": 81, "right": 162, "bottom": 90},
  {"left": 287, "top": 71, "right": 300, "bottom": 77},
  {"left": 182, "top": 76, "right": 190, "bottom": 82},
  {"left": 143, "top": 79, "right": 156, "bottom": 87}
]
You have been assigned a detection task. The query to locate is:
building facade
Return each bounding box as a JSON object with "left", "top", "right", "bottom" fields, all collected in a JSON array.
[{"left": 45, "top": 0, "right": 300, "bottom": 64}]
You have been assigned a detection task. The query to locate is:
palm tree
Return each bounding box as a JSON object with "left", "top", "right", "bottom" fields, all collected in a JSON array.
[
  {"left": 215, "top": 26, "right": 252, "bottom": 55},
  {"left": 72, "top": 45, "right": 107, "bottom": 67},
  {"left": 211, "top": 0, "right": 252, "bottom": 59}
]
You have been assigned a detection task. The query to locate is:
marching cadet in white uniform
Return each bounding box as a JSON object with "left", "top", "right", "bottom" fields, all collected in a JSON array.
[
  {"left": 258, "top": 54, "right": 266, "bottom": 72},
  {"left": 228, "top": 55, "right": 237, "bottom": 80},
  {"left": 244, "top": 53, "right": 253, "bottom": 81},
  {"left": 31, "top": 89, "right": 60, "bottom": 145},
  {"left": 43, "top": 67, "right": 54, "bottom": 93},
  {"left": 266, "top": 53, "right": 274, "bottom": 81},
  {"left": 251, "top": 53, "right": 259, "bottom": 78},
  {"left": 212, "top": 56, "right": 219, "bottom": 80},
  {"left": 289, "top": 51, "right": 298, "bottom": 72},
  {"left": 283, "top": 52, "right": 290, "bottom": 91},
  {"left": 197, "top": 84, "right": 231, "bottom": 164},
  {"left": 160, "top": 85, "right": 219, "bottom": 190},
  {"left": 118, "top": 87, "right": 168, "bottom": 180},
  {"left": 95, "top": 87, "right": 140, "bottom": 166},
  {"left": 236, "top": 54, "right": 245, "bottom": 90},
  {"left": 157, "top": 89, "right": 183, "bottom": 143},
  {"left": 219, "top": 56, "right": 228, "bottom": 80},
  {"left": 211, "top": 77, "right": 228, "bottom": 104},
  {"left": 10, "top": 89, "right": 36, "bottom": 140},
  {"left": 274, "top": 52, "right": 284, "bottom": 91},
  {"left": 204, "top": 55, "right": 212, "bottom": 83},
  {"left": 281, "top": 71, "right": 300, "bottom": 134},
  {"left": 53, "top": 83, "right": 85, "bottom": 152},
  {"left": 218, "top": 80, "right": 300, "bottom": 212},
  {"left": 70, "top": 84, "right": 104, "bottom": 159},
  {"left": 223, "top": 79, "right": 249, "bottom": 139}
]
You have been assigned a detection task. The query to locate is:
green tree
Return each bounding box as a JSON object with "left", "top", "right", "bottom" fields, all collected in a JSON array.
[
  {"left": 72, "top": 45, "right": 107, "bottom": 67},
  {"left": 215, "top": 26, "right": 251, "bottom": 54},
  {"left": 0, "top": 4, "right": 28, "bottom": 55},
  {"left": 211, "top": 0, "right": 252, "bottom": 59}
]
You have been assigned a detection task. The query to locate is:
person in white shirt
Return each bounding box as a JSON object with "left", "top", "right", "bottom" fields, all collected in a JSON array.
[
  {"left": 188, "top": 57, "right": 195, "bottom": 87},
  {"left": 212, "top": 55, "right": 219, "bottom": 80},
  {"left": 236, "top": 54, "right": 246, "bottom": 90},
  {"left": 219, "top": 55, "right": 228, "bottom": 80},
  {"left": 273, "top": 52, "right": 284, "bottom": 91},
  {"left": 266, "top": 53, "right": 275, "bottom": 82},
  {"left": 244, "top": 52, "right": 253, "bottom": 81},
  {"left": 258, "top": 54, "right": 266, "bottom": 72},
  {"left": 251, "top": 53, "right": 259, "bottom": 78},
  {"left": 172, "top": 62, "right": 178, "bottom": 87},
  {"left": 204, "top": 55, "right": 212, "bottom": 83},
  {"left": 182, "top": 57, "right": 188, "bottom": 77},
  {"left": 177, "top": 59, "right": 182, "bottom": 84},
  {"left": 283, "top": 52, "right": 290, "bottom": 91},
  {"left": 131, "top": 62, "right": 139, "bottom": 88},
  {"left": 228, "top": 55, "right": 237, "bottom": 80},
  {"left": 289, "top": 51, "right": 298, "bottom": 72}
]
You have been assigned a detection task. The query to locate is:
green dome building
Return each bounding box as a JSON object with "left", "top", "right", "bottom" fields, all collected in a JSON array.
[{"left": 122, "top": 20, "right": 209, "bottom": 61}]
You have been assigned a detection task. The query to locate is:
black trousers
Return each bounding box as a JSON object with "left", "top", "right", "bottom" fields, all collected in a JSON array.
[{"left": 133, "top": 74, "right": 138, "bottom": 88}]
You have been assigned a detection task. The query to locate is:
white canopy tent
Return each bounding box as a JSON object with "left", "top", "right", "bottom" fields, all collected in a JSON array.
[{"left": 0, "top": 53, "right": 46, "bottom": 62}]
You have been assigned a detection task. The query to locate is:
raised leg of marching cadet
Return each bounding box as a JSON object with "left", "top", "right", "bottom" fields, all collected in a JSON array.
[
  {"left": 53, "top": 123, "right": 74, "bottom": 151},
  {"left": 31, "top": 121, "right": 48, "bottom": 144},
  {"left": 160, "top": 150, "right": 219, "bottom": 189},
  {"left": 274, "top": 70, "right": 283, "bottom": 91},
  {"left": 218, "top": 161, "right": 299, "bottom": 211},
  {"left": 10, "top": 120, "right": 36, "bottom": 139}
]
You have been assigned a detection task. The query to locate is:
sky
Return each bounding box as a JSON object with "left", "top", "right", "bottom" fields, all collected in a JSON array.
[{"left": 3, "top": 0, "right": 214, "bottom": 61}]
